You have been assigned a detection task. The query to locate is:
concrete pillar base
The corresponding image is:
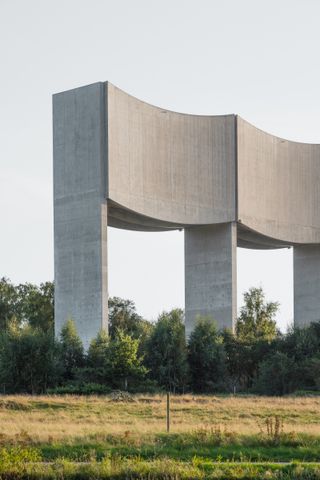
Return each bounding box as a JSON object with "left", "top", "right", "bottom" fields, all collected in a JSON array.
[
  {"left": 184, "top": 222, "right": 237, "bottom": 337},
  {"left": 294, "top": 245, "right": 320, "bottom": 327}
]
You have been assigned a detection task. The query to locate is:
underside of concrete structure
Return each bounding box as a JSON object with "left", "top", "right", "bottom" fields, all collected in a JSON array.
[{"left": 53, "top": 82, "right": 320, "bottom": 347}]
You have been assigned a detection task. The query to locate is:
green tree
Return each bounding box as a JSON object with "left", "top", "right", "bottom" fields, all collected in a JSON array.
[
  {"left": 109, "top": 329, "right": 147, "bottom": 390},
  {"left": 0, "top": 277, "right": 19, "bottom": 330},
  {"left": 280, "top": 324, "right": 320, "bottom": 362},
  {"left": 17, "top": 281, "right": 54, "bottom": 332},
  {"left": 0, "top": 321, "right": 59, "bottom": 393},
  {"left": 273, "top": 323, "right": 320, "bottom": 391},
  {"left": 236, "top": 287, "right": 279, "bottom": 342},
  {"left": 188, "top": 317, "right": 227, "bottom": 392},
  {"left": 59, "top": 319, "right": 84, "bottom": 381},
  {"left": 305, "top": 356, "right": 320, "bottom": 390},
  {"left": 222, "top": 329, "right": 244, "bottom": 392},
  {"left": 254, "top": 352, "right": 296, "bottom": 395},
  {"left": 108, "top": 297, "right": 153, "bottom": 354},
  {"left": 108, "top": 297, "right": 141, "bottom": 337},
  {"left": 146, "top": 309, "right": 188, "bottom": 393},
  {"left": 86, "top": 329, "right": 112, "bottom": 384},
  {"left": 222, "top": 328, "right": 275, "bottom": 392},
  {"left": 0, "top": 278, "right": 54, "bottom": 332}
]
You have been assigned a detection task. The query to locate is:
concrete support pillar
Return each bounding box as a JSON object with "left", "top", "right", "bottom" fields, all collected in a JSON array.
[
  {"left": 294, "top": 246, "right": 320, "bottom": 327},
  {"left": 53, "top": 83, "right": 108, "bottom": 349},
  {"left": 184, "top": 222, "right": 237, "bottom": 337}
]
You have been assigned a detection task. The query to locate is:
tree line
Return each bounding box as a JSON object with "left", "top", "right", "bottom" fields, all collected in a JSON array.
[{"left": 1, "top": 277, "right": 320, "bottom": 395}]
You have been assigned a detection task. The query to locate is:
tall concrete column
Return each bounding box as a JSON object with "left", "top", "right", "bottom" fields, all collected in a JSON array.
[
  {"left": 53, "top": 83, "right": 108, "bottom": 349},
  {"left": 184, "top": 223, "right": 237, "bottom": 337},
  {"left": 294, "top": 246, "right": 320, "bottom": 327}
]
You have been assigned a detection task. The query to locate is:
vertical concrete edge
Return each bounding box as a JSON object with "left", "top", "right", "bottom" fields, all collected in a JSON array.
[
  {"left": 234, "top": 114, "right": 239, "bottom": 223},
  {"left": 100, "top": 81, "right": 108, "bottom": 334}
]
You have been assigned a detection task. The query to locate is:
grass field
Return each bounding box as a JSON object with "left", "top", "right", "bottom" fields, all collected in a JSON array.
[{"left": 1, "top": 394, "right": 320, "bottom": 478}]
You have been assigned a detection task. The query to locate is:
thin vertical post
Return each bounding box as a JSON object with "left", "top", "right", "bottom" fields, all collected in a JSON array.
[{"left": 166, "top": 392, "right": 170, "bottom": 433}]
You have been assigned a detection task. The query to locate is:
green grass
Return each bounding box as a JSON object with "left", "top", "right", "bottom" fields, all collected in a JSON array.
[
  {"left": 2, "top": 453, "right": 320, "bottom": 480},
  {"left": 29, "top": 432, "right": 320, "bottom": 463}
]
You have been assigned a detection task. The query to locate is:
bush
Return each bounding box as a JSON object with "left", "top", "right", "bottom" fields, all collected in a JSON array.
[
  {"left": 47, "top": 383, "right": 113, "bottom": 395},
  {"left": 253, "top": 352, "right": 297, "bottom": 395}
]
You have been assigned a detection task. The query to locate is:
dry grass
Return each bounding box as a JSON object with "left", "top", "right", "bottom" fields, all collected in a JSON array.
[{"left": 0, "top": 394, "right": 319, "bottom": 442}]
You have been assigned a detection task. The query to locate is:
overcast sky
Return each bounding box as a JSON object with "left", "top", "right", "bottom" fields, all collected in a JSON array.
[{"left": 1, "top": 0, "right": 319, "bottom": 330}]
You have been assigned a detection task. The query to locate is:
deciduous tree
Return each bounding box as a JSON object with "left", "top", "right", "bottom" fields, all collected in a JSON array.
[
  {"left": 109, "top": 329, "right": 147, "bottom": 390},
  {"left": 0, "top": 320, "right": 59, "bottom": 393},
  {"left": 236, "top": 287, "right": 278, "bottom": 342},
  {"left": 146, "top": 309, "right": 188, "bottom": 393},
  {"left": 188, "top": 317, "right": 227, "bottom": 392}
]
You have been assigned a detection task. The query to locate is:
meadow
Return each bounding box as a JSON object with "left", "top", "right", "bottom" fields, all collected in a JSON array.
[{"left": 2, "top": 394, "right": 320, "bottom": 478}]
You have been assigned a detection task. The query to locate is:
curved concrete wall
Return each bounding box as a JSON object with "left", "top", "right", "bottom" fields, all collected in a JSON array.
[
  {"left": 237, "top": 117, "right": 320, "bottom": 245},
  {"left": 107, "top": 83, "right": 236, "bottom": 227},
  {"left": 107, "top": 85, "right": 320, "bottom": 245}
]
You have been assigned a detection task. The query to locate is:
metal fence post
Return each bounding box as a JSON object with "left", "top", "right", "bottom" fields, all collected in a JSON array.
[{"left": 166, "top": 392, "right": 170, "bottom": 433}]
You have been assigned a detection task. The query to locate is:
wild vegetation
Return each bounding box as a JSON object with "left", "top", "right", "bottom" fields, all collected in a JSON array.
[{"left": 1, "top": 277, "right": 320, "bottom": 396}]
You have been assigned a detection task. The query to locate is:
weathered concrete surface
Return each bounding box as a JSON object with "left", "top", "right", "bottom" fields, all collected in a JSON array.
[
  {"left": 238, "top": 117, "right": 320, "bottom": 245},
  {"left": 53, "top": 83, "right": 108, "bottom": 349},
  {"left": 294, "top": 246, "right": 320, "bottom": 327},
  {"left": 185, "top": 223, "right": 237, "bottom": 337},
  {"left": 107, "top": 84, "right": 236, "bottom": 227}
]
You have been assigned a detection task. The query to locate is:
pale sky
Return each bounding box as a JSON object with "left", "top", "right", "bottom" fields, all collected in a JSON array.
[{"left": 1, "top": 0, "right": 319, "bottom": 331}]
